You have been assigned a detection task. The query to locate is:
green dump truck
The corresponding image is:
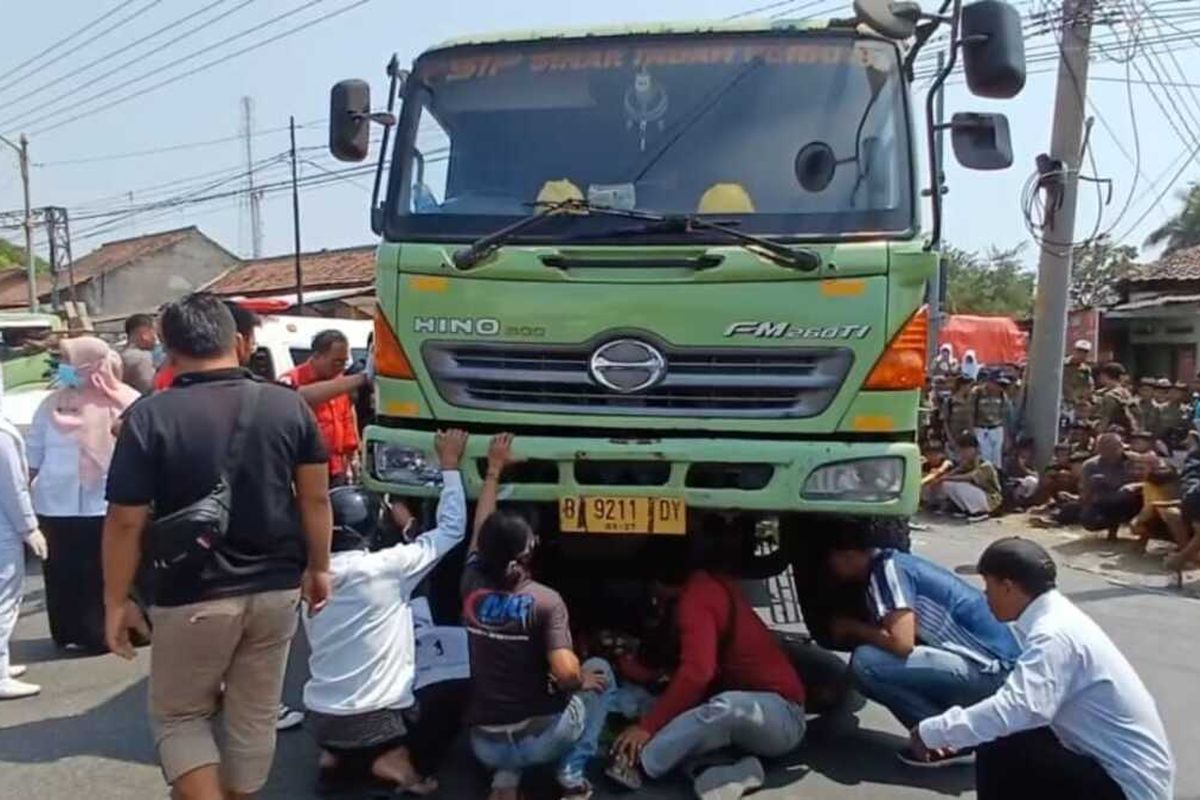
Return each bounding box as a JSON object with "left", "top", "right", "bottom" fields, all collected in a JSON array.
[{"left": 330, "top": 0, "right": 1026, "bottom": 632}]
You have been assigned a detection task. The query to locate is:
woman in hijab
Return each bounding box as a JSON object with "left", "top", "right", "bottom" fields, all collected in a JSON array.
[{"left": 27, "top": 336, "right": 139, "bottom": 652}]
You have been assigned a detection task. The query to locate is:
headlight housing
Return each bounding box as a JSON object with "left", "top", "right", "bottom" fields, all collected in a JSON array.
[
  {"left": 371, "top": 443, "right": 443, "bottom": 486},
  {"left": 802, "top": 457, "right": 905, "bottom": 502}
]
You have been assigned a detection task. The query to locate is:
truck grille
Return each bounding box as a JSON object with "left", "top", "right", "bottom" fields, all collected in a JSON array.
[{"left": 422, "top": 340, "right": 853, "bottom": 418}]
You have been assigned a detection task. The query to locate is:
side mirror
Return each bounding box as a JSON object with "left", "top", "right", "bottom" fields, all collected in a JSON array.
[
  {"left": 951, "top": 112, "right": 1013, "bottom": 170},
  {"left": 794, "top": 142, "right": 837, "bottom": 193},
  {"left": 961, "top": 1, "right": 1026, "bottom": 99},
  {"left": 329, "top": 79, "right": 371, "bottom": 162}
]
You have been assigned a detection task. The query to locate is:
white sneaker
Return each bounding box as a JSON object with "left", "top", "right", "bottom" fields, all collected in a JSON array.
[
  {"left": 694, "top": 756, "right": 765, "bottom": 800},
  {"left": 276, "top": 704, "right": 304, "bottom": 731},
  {"left": 8, "top": 665, "right": 27, "bottom": 678},
  {"left": 0, "top": 678, "right": 41, "bottom": 700}
]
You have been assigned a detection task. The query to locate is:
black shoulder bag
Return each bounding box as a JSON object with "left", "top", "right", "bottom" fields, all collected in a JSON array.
[{"left": 148, "top": 382, "right": 261, "bottom": 576}]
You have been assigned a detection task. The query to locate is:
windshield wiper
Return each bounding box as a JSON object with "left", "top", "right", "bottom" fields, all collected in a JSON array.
[
  {"left": 452, "top": 199, "right": 663, "bottom": 269},
  {"left": 612, "top": 214, "right": 822, "bottom": 272},
  {"left": 452, "top": 201, "right": 568, "bottom": 269},
  {"left": 453, "top": 198, "right": 820, "bottom": 272}
]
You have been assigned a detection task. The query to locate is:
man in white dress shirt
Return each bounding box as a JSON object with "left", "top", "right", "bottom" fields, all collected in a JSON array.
[{"left": 913, "top": 537, "right": 1174, "bottom": 800}]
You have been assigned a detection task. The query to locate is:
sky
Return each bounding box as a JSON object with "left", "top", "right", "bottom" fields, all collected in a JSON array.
[{"left": 0, "top": 0, "right": 1196, "bottom": 270}]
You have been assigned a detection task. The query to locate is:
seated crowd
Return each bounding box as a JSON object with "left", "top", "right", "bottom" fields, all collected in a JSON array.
[{"left": 921, "top": 343, "right": 1200, "bottom": 573}]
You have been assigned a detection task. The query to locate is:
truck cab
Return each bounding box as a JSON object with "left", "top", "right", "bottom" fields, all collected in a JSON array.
[{"left": 330, "top": 1, "right": 1025, "bottom": 633}]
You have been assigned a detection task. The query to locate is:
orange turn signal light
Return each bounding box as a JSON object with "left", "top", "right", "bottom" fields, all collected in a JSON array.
[
  {"left": 864, "top": 306, "right": 928, "bottom": 391},
  {"left": 374, "top": 305, "right": 415, "bottom": 380}
]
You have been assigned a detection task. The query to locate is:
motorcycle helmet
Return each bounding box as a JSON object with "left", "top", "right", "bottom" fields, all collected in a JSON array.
[{"left": 330, "top": 484, "right": 382, "bottom": 552}]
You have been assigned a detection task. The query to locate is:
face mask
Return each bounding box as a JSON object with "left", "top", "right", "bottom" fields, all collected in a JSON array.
[
  {"left": 56, "top": 363, "right": 81, "bottom": 388},
  {"left": 151, "top": 342, "right": 166, "bottom": 367}
]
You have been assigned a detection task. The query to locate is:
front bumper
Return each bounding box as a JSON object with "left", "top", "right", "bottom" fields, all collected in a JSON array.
[{"left": 363, "top": 425, "right": 919, "bottom": 516}]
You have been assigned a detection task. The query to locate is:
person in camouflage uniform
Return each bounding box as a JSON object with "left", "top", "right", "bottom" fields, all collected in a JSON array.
[
  {"left": 1134, "top": 377, "right": 1155, "bottom": 433},
  {"left": 970, "top": 372, "right": 1010, "bottom": 468},
  {"left": 1141, "top": 378, "right": 1174, "bottom": 444},
  {"left": 1093, "top": 362, "right": 1138, "bottom": 434},
  {"left": 943, "top": 376, "right": 976, "bottom": 447},
  {"left": 1165, "top": 381, "right": 1193, "bottom": 451},
  {"left": 1062, "top": 340, "right": 1094, "bottom": 409}
]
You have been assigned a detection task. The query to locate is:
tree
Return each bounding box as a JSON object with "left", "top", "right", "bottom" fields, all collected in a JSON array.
[
  {"left": 943, "top": 244, "right": 1034, "bottom": 317},
  {"left": 1145, "top": 182, "right": 1200, "bottom": 255},
  {"left": 1069, "top": 234, "right": 1137, "bottom": 309},
  {"left": 0, "top": 237, "right": 49, "bottom": 272}
]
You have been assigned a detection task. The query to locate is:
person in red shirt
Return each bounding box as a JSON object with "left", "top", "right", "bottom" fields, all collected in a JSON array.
[
  {"left": 612, "top": 517, "right": 807, "bottom": 798},
  {"left": 279, "top": 330, "right": 368, "bottom": 485},
  {"left": 152, "top": 303, "right": 260, "bottom": 392}
]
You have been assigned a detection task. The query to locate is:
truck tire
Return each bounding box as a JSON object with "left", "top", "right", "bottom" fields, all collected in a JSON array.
[{"left": 780, "top": 514, "right": 910, "bottom": 651}]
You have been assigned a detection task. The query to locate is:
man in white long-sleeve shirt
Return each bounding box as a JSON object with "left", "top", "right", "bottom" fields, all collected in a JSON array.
[
  {"left": 913, "top": 537, "right": 1174, "bottom": 800},
  {"left": 302, "top": 428, "right": 474, "bottom": 795}
]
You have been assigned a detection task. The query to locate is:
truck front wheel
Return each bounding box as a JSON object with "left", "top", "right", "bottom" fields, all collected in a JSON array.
[{"left": 780, "top": 514, "right": 911, "bottom": 650}]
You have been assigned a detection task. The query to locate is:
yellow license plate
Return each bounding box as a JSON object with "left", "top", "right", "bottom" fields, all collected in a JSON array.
[{"left": 559, "top": 496, "right": 686, "bottom": 535}]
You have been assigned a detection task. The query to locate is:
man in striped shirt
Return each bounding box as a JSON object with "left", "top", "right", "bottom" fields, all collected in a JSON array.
[{"left": 827, "top": 544, "right": 1020, "bottom": 767}]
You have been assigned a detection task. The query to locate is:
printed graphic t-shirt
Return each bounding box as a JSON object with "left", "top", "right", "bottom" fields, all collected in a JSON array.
[{"left": 460, "top": 555, "right": 573, "bottom": 726}]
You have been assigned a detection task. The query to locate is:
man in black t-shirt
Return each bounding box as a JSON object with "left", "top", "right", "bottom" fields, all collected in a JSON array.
[
  {"left": 460, "top": 445, "right": 612, "bottom": 800},
  {"left": 102, "top": 292, "right": 334, "bottom": 800}
]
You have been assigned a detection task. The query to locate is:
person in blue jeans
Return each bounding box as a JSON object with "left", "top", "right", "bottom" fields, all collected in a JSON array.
[
  {"left": 827, "top": 541, "right": 1020, "bottom": 767},
  {"left": 468, "top": 656, "right": 614, "bottom": 798},
  {"left": 460, "top": 434, "right": 610, "bottom": 800}
]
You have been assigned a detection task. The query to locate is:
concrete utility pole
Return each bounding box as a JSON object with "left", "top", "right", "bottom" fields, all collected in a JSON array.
[
  {"left": 241, "top": 97, "right": 263, "bottom": 258},
  {"left": 1025, "top": 0, "right": 1095, "bottom": 466},
  {"left": 1, "top": 133, "right": 37, "bottom": 312}
]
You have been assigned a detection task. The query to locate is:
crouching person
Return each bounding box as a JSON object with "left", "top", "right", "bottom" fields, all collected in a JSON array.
[
  {"left": 302, "top": 429, "right": 470, "bottom": 795},
  {"left": 915, "top": 538, "right": 1174, "bottom": 799},
  {"left": 612, "top": 541, "right": 807, "bottom": 800},
  {"left": 463, "top": 443, "right": 612, "bottom": 800},
  {"left": 827, "top": 539, "right": 1020, "bottom": 766}
]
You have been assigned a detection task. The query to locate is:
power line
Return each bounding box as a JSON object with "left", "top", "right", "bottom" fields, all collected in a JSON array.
[
  {"left": 300, "top": 159, "right": 373, "bottom": 193},
  {"left": 723, "top": 0, "right": 797, "bottom": 21},
  {"left": 0, "top": 0, "right": 142, "bottom": 87},
  {"left": 4, "top": 0, "right": 332, "bottom": 135},
  {"left": 776, "top": 0, "right": 839, "bottom": 20},
  {"left": 69, "top": 158, "right": 412, "bottom": 241},
  {"left": 1117, "top": 139, "right": 1200, "bottom": 244},
  {"left": 0, "top": 0, "right": 243, "bottom": 119},
  {"left": 0, "top": 0, "right": 166, "bottom": 100},
  {"left": 35, "top": 118, "right": 328, "bottom": 166},
  {"left": 27, "top": 1, "right": 373, "bottom": 137},
  {"left": 71, "top": 151, "right": 295, "bottom": 212},
  {"left": 1138, "top": 0, "right": 1200, "bottom": 129},
  {"left": 69, "top": 161, "right": 380, "bottom": 226},
  {"left": 68, "top": 141, "right": 436, "bottom": 224}
]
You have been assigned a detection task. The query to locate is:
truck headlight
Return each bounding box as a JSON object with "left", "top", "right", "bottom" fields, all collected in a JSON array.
[
  {"left": 371, "top": 443, "right": 443, "bottom": 486},
  {"left": 802, "top": 457, "right": 904, "bottom": 502}
]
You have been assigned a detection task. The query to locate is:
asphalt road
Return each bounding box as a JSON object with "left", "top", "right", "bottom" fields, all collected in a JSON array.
[{"left": 1, "top": 518, "right": 1197, "bottom": 800}]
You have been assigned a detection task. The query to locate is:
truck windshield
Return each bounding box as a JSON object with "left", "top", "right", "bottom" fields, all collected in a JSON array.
[{"left": 386, "top": 33, "right": 913, "bottom": 242}]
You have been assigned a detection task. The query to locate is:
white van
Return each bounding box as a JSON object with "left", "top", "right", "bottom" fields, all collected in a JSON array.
[{"left": 248, "top": 314, "right": 373, "bottom": 381}]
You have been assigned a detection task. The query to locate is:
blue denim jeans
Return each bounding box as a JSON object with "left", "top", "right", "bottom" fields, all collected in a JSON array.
[
  {"left": 850, "top": 644, "right": 1008, "bottom": 729},
  {"left": 469, "top": 657, "right": 614, "bottom": 790},
  {"left": 640, "top": 691, "right": 807, "bottom": 779},
  {"left": 610, "top": 683, "right": 656, "bottom": 720}
]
